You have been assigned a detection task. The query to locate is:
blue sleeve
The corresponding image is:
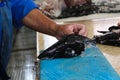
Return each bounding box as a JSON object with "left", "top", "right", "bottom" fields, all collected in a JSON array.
[{"left": 11, "top": 0, "right": 38, "bottom": 28}]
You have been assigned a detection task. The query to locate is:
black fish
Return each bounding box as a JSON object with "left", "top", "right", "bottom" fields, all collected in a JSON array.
[
  {"left": 94, "top": 25, "right": 120, "bottom": 46},
  {"left": 94, "top": 32, "right": 120, "bottom": 46},
  {"left": 108, "top": 26, "right": 120, "bottom": 32},
  {"left": 38, "top": 34, "right": 94, "bottom": 59}
]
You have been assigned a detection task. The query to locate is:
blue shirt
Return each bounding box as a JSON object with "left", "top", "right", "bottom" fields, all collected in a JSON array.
[
  {"left": 0, "top": 0, "right": 38, "bottom": 51},
  {"left": 11, "top": 0, "right": 38, "bottom": 28}
]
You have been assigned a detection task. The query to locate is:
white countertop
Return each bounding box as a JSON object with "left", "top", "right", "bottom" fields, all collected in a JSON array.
[{"left": 55, "top": 13, "right": 120, "bottom": 22}]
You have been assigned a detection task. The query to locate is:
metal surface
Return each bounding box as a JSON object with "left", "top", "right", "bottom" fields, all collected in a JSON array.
[
  {"left": 6, "top": 27, "right": 37, "bottom": 80},
  {"left": 7, "top": 50, "right": 37, "bottom": 80}
]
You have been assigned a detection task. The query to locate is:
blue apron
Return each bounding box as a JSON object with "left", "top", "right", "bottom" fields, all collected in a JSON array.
[{"left": 0, "top": 0, "right": 13, "bottom": 79}]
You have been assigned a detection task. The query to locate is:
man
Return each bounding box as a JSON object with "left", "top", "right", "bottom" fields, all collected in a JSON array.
[{"left": 0, "top": 0, "right": 87, "bottom": 79}]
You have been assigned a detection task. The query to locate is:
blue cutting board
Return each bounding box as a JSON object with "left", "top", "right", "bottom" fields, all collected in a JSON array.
[{"left": 39, "top": 44, "right": 120, "bottom": 80}]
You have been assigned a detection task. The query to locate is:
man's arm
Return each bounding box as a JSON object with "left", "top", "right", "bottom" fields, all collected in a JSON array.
[
  {"left": 22, "top": 9, "right": 57, "bottom": 37},
  {"left": 22, "top": 9, "right": 87, "bottom": 39}
]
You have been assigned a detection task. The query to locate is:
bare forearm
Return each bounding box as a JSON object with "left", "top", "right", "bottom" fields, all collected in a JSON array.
[
  {"left": 22, "top": 9, "right": 87, "bottom": 39},
  {"left": 22, "top": 9, "right": 58, "bottom": 37}
]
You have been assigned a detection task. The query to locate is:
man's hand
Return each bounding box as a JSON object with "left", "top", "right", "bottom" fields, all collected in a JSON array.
[{"left": 55, "top": 24, "right": 87, "bottom": 39}]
